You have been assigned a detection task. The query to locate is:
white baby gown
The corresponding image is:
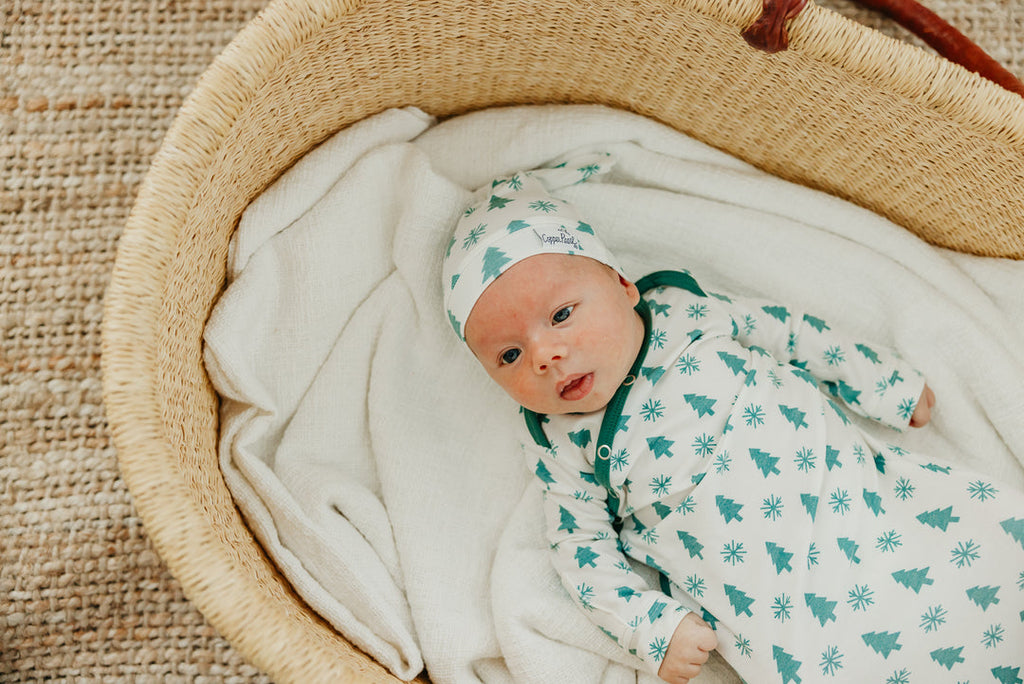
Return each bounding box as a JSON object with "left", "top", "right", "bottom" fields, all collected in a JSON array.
[{"left": 524, "top": 270, "right": 1024, "bottom": 683}]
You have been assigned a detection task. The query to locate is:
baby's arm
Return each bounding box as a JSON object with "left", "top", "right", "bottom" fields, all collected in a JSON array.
[
  {"left": 657, "top": 613, "right": 718, "bottom": 683},
  {"left": 527, "top": 437, "right": 690, "bottom": 675},
  {"left": 709, "top": 291, "right": 927, "bottom": 431}
]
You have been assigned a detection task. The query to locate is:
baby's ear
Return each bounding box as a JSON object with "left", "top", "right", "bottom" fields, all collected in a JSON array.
[{"left": 619, "top": 274, "right": 641, "bottom": 306}]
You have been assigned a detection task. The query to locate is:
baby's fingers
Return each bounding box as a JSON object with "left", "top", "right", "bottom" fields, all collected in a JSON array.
[
  {"left": 659, "top": 660, "right": 702, "bottom": 683},
  {"left": 697, "top": 626, "right": 718, "bottom": 652},
  {"left": 909, "top": 384, "right": 936, "bottom": 428}
]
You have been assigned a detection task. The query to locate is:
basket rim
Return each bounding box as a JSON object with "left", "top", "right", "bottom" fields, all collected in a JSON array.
[{"left": 692, "top": 0, "right": 1024, "bottom": 146}]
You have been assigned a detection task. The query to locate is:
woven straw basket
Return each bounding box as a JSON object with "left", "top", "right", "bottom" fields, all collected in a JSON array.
[{"left": 101, "top": 0, "right": 1024, "bottom": 681}]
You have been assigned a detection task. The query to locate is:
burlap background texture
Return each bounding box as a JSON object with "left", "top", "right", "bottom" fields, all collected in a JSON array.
[{"left": 1, "top": 0, "right": 1020, "bottom": 681}]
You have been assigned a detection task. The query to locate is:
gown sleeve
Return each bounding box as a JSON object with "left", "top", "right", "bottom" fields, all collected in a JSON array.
[
  {"left": 524, "top": 436, "right": 689, "bottom": 675},
  {"left": 708, "top": 291, "right": 926, "bottom": 431}
]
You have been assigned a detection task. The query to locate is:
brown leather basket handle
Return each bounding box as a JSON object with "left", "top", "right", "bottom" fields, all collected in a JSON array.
[
  {"left": 742, "top": 0, "right": 1024, "bottom": 97},
  {"left": 742, "top": 0, "right": 808, "bottom": 53}
]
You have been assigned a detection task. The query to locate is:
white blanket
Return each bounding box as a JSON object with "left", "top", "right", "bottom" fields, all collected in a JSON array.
[{"left": 203, "top": 105, "right": 1024, "bottom": 683}]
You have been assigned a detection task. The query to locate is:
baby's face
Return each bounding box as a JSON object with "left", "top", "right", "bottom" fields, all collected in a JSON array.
[{"left": 465, "top": 253, "right": 644, "bottom": 415}]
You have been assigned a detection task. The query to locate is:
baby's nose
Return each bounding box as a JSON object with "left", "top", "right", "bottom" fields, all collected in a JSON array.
[
  {"left": 533, "top": 342, "right": 565, "bottom": 373},
  {"left": 535, "top": 353, "right": 562, "bottom": 373}
]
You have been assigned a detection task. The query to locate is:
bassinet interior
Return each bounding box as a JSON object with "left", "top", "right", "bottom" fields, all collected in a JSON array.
[{"left": 101, "top": 0, "right": 1024, "bottom": 681}]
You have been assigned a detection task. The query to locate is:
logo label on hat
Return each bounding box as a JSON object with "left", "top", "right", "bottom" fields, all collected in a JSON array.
[{"left": 534, "top": 226, "right": 584, "bottom": 252}]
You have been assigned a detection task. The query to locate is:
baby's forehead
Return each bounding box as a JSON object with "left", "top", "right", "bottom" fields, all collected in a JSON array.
[
  {"left": 480, "top": 254, "right": 617, "bottom": 310},
  {"left": 498, "top": 253, "right": 608, "bottom": 286}
]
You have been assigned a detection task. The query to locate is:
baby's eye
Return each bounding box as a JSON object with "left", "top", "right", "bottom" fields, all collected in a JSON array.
[
  {"left": 500, "top": 348, "right": 521, "bottom": 365},
  {"left": 552, "top": 306, "right": 574, "bottom": 324}
]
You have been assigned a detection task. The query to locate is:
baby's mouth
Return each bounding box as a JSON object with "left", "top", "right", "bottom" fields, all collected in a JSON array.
[{"left": 559, "top": 373, "right": 594, "bottom": 401}]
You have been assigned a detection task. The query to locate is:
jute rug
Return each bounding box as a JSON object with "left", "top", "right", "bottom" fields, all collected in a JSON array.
[{"left": 1, "top": 0, "right": 1020, "bottom": 681}]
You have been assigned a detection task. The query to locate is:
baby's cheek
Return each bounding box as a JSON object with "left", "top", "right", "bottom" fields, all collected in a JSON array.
[
  {"left": 510, "top": 375, "right": 553, "bottom": 413},
  {"left": 506, "top": 374, "right": 535, "bottom": 401}
]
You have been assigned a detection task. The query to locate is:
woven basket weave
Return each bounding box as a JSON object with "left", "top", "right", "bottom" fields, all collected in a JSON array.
[{"left": 101, "top": 0, "right": 1024, "bottom": 681}]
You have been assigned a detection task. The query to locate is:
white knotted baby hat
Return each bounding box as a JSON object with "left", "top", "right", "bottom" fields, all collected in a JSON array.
[{"left": 442, "top": 153, "right": 623, "bottom": 341}]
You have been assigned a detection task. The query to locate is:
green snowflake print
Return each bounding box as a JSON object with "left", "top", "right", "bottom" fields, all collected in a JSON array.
[
  {"left": 820, "top": 645, "right": 843, "bottom": 676},
  {"left": 528, "top": 199, "right": 557, "bottom": 213},
  {"left": 829, "top": 488, "right": 851, "bottom": 515},
  {"left": 735, "top": 634, "right": 753, "bottom": 657},
  {"left": 693, "top": 433, "right": 716, "bottom": 457},
  {"left": 577, "top": 583, "right": 595, "bottom": 610},
  {"left": 650, "top": 329, "right": 667, "bottom": 349},
  {"left": 714, "top": 451, "right": 732, "bottom": 474},
  {"left": 676, "top": 496, "right": 696, "bottom": 515},
  {"left": 968, "top": 480, "right": 998, "bottom": 501},
  {"left": 772, "top": 594, "right": 792, "bottom": 622},
  {"left": 463, "top": 224, "right": 486, "bottom": 248},
  {"left": 982, "top": 624, "right": 1005, "bottom": 648},
  {"left": 886, "top": 669, "right": 911, "bottom": 684},
  {"left": 767, "top": 369, "right": 783, "bottom": 388},
  {"left": 742, "top": 315, "right": 757, "bottom": 335},
  {"left": 505, "top": 175, "right": 524, "bottom": 190},
  {"left": 641, "top": 527, "right": 659, "bottom": 545},
  {"left": 650, "top": 474, "right": 672, "bottom": 497},
  {"left": 687, "top": 303, "right": 708, "bottom": 319},
  {"left": 761, "top": 494, "right": 784, "bottom": 521},
  {"left": 807, "top": 543, "right": 820, "bottom": 568},
  {"left": 641, "top": 399, "right": 665, "bottom": 422},
  {"left": 894, "top": 477, "right": 915, "bottom": 500},
  {"left": 950, "top": 539, "right": 981, "bottom": 568},
  {"left": 577, "top": 164, "right": 601, "bottom": 180},
  {"left": 897, "top": 397, "right": 917, "bottom": 420},
  {"left": 743, "top": 404, "right": 765, "bottom": 427},
  {"left": 610, "top": 449, "right": 629, "bottom": 471},
  {"left": 823, "top": 346, "right": 845, "bottom": 366},
  {"left": 684, "top": 574, "right": 705, "bottom": 597},
  {"left": 794, "top": 447, "right": 816, "bottom": 472},
  {"left": 1018, "top": 571, "right": 1024, "bottom": 591},
  {"left": 721, "top": 540, "right": 746, "bottom": 565},
  {"left": 920, "top": 604, "right": 947, "bottom": 632},
  {"left": 876, "top": 529, "right": 902, "bottom": 553},
  {"left": 649, "top": 636, "right": 669, "bottom": 662},
  {"left": 847, "top": 584, "right": 874, "bottom": 611},
  {"left": 675, "top": 353, "right": 700, "bottom": 375}
]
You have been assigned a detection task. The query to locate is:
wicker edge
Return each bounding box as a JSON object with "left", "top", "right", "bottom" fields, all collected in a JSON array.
[
  {"left": 682, "top": 0, "right": 1024, "bottom": 257},
  {"left": 101, "top": 0, "right": 1024, "bottom": 682},
  {"left": 694, "top": 0, "right": 1024, "bottom": 146},
  {"left": 795, "top": 2, "right": 1024, "bottom": 254},
  {"left": 101, "top": 1, "right": 405, "bottom": 682},
  {"left": 797, "top": 3, "right": 1024, "bottom": 144}
]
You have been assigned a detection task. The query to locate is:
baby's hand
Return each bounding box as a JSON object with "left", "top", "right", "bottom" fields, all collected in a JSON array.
[
  {"left": 909, "top": 384, "right": 936, "bottom": 428},
  {"left": 657, "top": 612, "right": 717, "bottom": 683}
]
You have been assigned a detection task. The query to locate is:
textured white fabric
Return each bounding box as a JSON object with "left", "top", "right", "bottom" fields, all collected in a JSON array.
[{"left": 203, "top": 104, "right": 1024, "bottom": 683}]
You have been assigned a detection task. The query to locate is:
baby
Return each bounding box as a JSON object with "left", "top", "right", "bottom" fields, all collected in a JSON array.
[{"left": 442, "top": 158, "right": 1023, "bottom": 683}]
